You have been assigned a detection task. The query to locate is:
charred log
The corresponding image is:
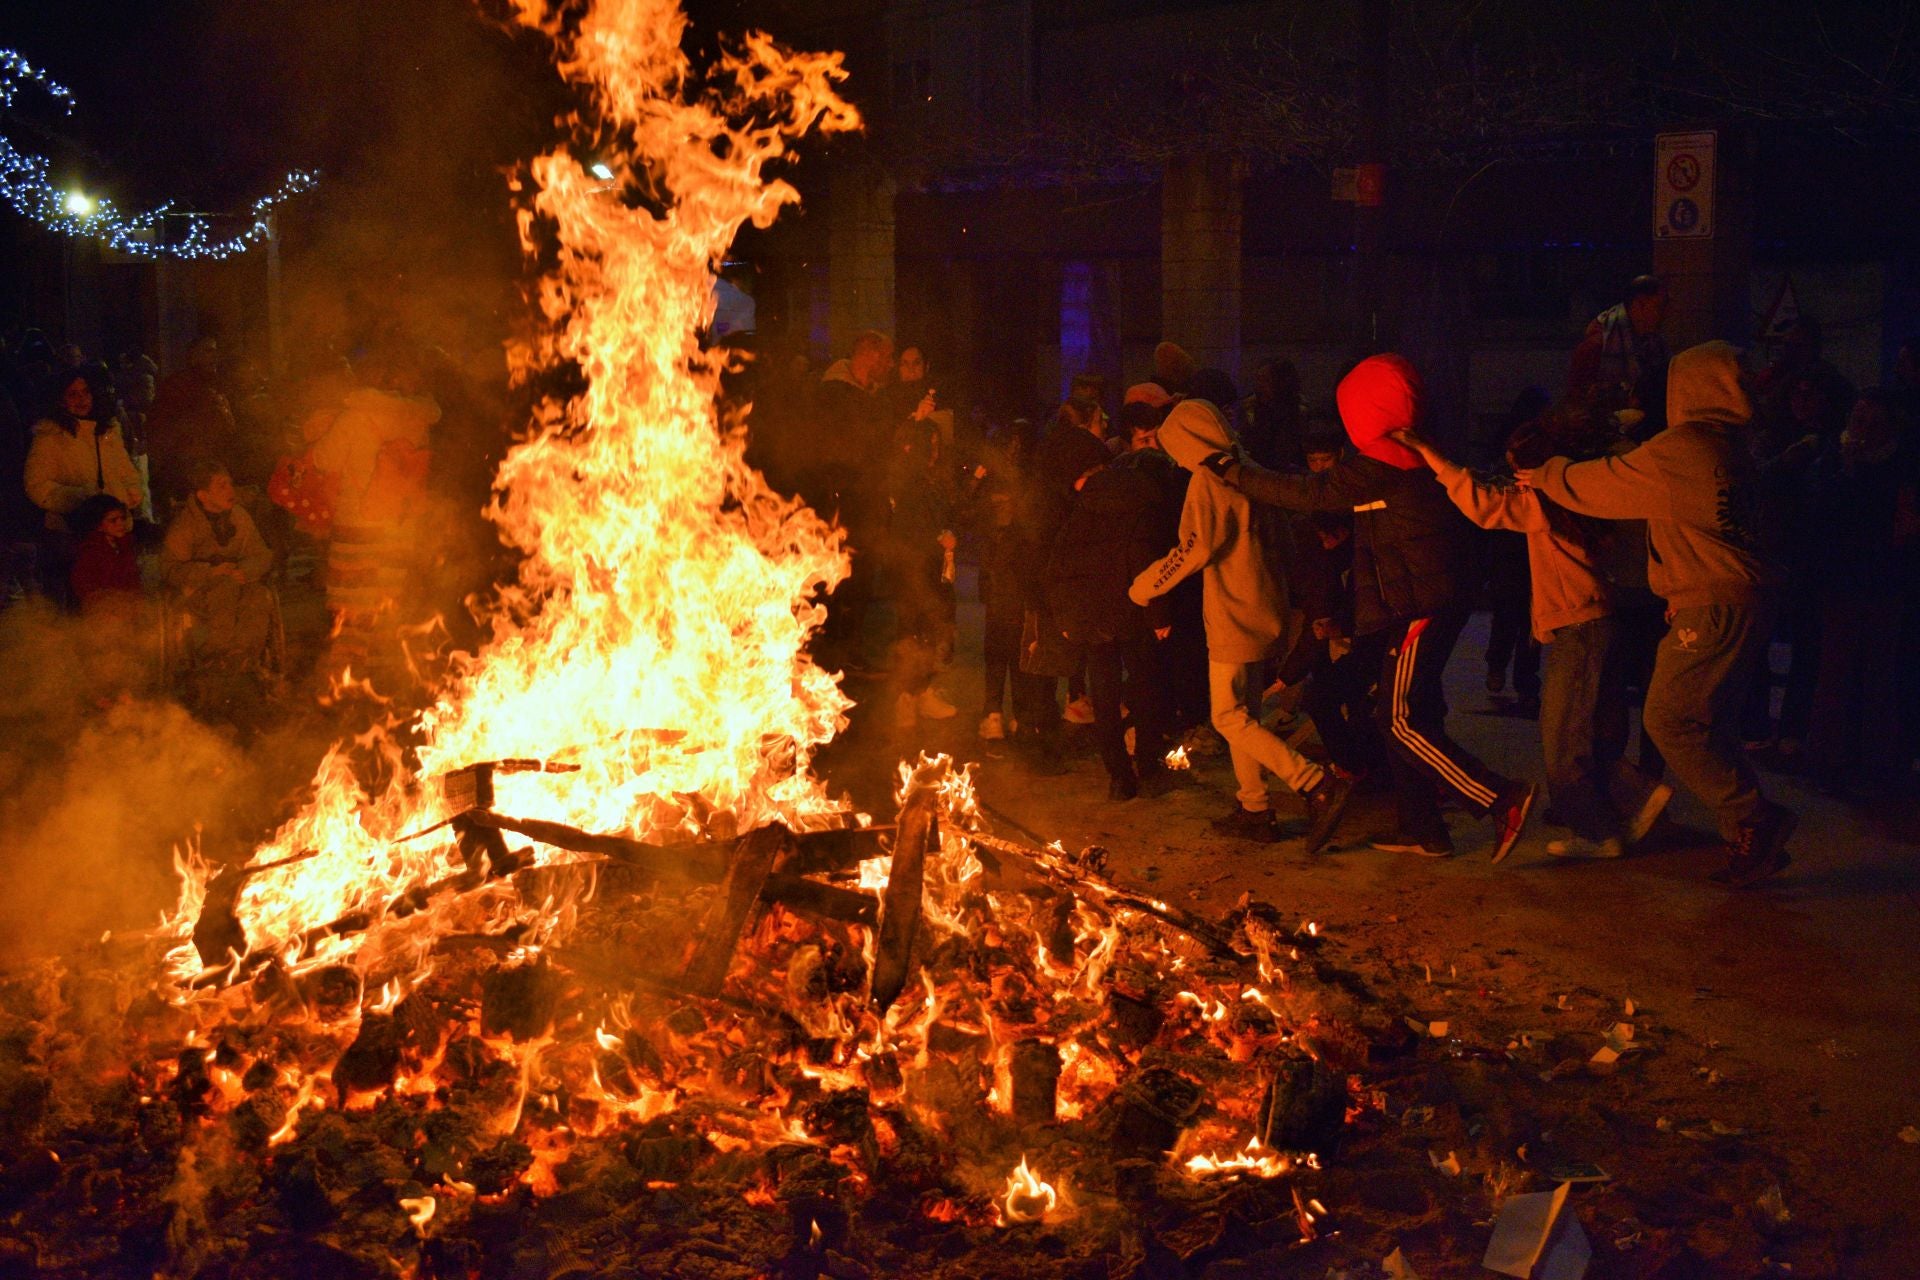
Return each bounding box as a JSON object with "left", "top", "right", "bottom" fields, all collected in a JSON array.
[
  {"left": 1257, "top": 1053, "right": 1348, "bottom": 1157},
  {"left": 870, "top": 790, "right": 936, "bottom": 1012},
  {"left": 1010, "top": 1039, "right": 1062, "bottom": 1126},
  {"left": 682, "top": 824, "right": 793, "bottom": 997}
]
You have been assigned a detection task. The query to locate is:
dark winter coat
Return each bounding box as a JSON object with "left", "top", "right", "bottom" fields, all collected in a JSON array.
[
  {"left": 1229, "top": 455, "right": 1469, "bottom": 635},
  {"left": 1046, "top": 451, "right": 1176, "bottom": 646}
]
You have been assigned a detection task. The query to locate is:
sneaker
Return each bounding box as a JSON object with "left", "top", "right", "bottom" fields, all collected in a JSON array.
[
  {"left": 916, "top": 687, "right": 958, "bottom": 720},
  {"left": 1369, "top": 833, "right": 1454, "bottom": 858},
  {"left": 1210, "top": 805, "right": 1283, "bottom": 843},
  {"left": 1064, "top": 696, "right": 1097, "bottom": 726},
  {"left": 1547, "top": 835, "right": 1625, "bottom": 859},
  {"left": 1710, "top": 803, "right": 1796, "bottom": 887},
  {"left": 1491, "top": 782, "right": 1538, "bottom": 864},
  {"left": 977, "top": 712, "right": 1007, "bottom": 740},
  {"left": 1108, "top": 775, "right": 1140, "bottom": 802},
  {"left": 1624, "top": 781, "right": 1674, "bottom": 846},
  {"left": 894, "top": 692, "right": 918, "bottom": 730},
  {"left": 1486, "top": 670, "right": 1505, "bottom": 694},
  {"left": 1301, "top": 773, "right": 1355, "bottom": 855}
]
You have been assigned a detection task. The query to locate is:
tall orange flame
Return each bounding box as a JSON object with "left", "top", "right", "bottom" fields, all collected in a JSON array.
[{"left": 172, "top": 0, "right": 860, "bottom": 975}]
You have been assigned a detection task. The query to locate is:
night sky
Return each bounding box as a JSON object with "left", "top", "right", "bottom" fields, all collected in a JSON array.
[{"left": 4, "top": 0, "right": 552, "bottom": 214}]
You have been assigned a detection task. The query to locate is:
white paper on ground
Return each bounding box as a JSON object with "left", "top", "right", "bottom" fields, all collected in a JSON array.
[{"left": 1483, "top": 1183, "right": 1592, "bottom": 1279}]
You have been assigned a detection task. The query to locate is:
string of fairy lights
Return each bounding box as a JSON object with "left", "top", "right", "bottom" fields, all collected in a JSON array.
[{"left": 2, "top": 47, "right": 316, "bottom": 261}]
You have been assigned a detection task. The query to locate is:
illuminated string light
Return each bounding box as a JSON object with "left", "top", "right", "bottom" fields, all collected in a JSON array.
[{"left": 2, "top": 47, "right": 317, "bottom": 261}]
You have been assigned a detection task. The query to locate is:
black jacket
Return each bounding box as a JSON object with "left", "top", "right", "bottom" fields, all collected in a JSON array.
[
  {"left": 1229, "top": 455, "right": 1471, "bottom": 635},
  {"left": 1046, "top": 452, "right": 1176, "bottom": 645}
]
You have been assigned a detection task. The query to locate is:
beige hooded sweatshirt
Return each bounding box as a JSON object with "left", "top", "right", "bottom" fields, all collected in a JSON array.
[
  {"left": 1128, "top": 399, "right": 1291, "bottom": 664},
  {"left": 1532, "top": 341, "right": 1777, "bottom": 609}
]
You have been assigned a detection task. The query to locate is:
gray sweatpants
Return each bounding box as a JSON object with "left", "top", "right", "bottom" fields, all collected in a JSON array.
[{"left": 1640, "top": 603, "right": 1772, "bottom": 840}]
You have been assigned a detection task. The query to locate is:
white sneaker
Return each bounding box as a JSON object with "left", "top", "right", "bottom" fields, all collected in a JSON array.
[
  {"left": 1626, "top": 782, "right": 1674, "bottom": 846},
  {"left": 1547, "top": 835, "right": 1625, "bottom": 859},
  {"left": 1064, "top": 696, "right": 1096, "bottom": 725},
  {"left": 978, "top": 712, "right": 1006, "bottom": 740},
  {"left": 894, "top": 692, "right": 918, "bottom": 729},
  {"left": 916, "top": 687, "right": 958, "bottom": 720}
]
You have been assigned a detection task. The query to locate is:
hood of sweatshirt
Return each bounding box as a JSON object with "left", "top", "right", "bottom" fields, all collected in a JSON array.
[
  {"left": 819, "top": 358, "right": 860, "bottom": 388},
  {"left": 1336, "top": 354, "right": 1425, "bottom": 470},
  {"left": 1157, "top": 398, "right": 1236, "bottom": 473},
  {"left": 1666, "top": 340, "right": 1751, "bottom": 430}
]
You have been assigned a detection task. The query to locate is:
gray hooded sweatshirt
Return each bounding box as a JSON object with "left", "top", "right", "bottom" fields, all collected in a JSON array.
[
  {"left": 1128, "top": 399, "right": 1292, "bottom": 664},
  {"left": 1532, "top": 341, "right": 1778, "bottom": 609}
]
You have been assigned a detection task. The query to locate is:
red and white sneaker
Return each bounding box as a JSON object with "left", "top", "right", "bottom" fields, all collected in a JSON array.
[{"left": 1491, "top": 783, "right": 1538, "bottom": 864}]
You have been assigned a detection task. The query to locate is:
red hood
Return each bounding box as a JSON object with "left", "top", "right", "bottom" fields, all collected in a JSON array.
[{"left": 1336, "top": 354, "right": 1425, "bottom": 470}]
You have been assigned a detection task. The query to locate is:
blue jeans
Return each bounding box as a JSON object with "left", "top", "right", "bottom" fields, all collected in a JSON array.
[{"left": 1541, "top": 617, "right": 1619, "bottom": 840}]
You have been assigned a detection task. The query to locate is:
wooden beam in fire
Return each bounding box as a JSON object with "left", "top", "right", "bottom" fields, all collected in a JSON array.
[{"left": 869, "top": 786, "right": 937, "bottom": 1013}]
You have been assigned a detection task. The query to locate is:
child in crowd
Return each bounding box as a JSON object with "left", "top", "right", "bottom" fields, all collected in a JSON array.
[
  {"left": 1394, "top": 409, "right": 1672, "bottom": 859},
  {"left": 162, "top": 461, "right": 275, "bottom": 672},
  {"left": 67, "top": 493, "right": 142, "bottom": 615}
]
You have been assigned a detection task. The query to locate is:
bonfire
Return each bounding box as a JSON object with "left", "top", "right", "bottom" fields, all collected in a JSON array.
[{"left": 0, "top": 4, "right": 1367, "bottom": 1276}]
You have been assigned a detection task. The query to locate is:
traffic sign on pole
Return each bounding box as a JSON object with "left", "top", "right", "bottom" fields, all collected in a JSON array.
[{"left": 1654, "top": 131, "right": 1716, "bottom": 240}]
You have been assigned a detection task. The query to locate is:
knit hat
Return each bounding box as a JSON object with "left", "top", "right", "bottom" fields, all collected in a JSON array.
[
  {"left": 1123, "top": 381, "right": 1173, "bottom": 408},
  {"left": 1153, "top": 342, "right": 1198, "bottom": 395},
  {"left": 1335, "top": 354, "right": 1425, "bottom": 470},
  {"left": 1156, "top": 398, "right": 1236, "bottom": 474}
]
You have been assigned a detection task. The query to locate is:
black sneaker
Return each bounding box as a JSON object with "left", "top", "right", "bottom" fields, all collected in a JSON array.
[
  {"left": 1211, "top": 805, "right": 1283, "bottom": 843},
  {"left": 1710, "top": 803, "right": 1796, "bottom": 887},
  {"left": 1369, "top": 833, "right": 1454, "bottom": 858},
  {"left": 1491, "top": 782, "right": 1538, "bottom": 864},
  {"left": 1108, "top": 775, "right": 1140, "bottom": 802},
  {"left": 1301, "top": 773, "right": 1356, "bottom": 855}
]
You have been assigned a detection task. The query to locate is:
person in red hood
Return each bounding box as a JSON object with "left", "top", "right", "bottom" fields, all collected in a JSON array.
[{"left": 1206, "top": 354, "right": 1538, "bottom": 862}]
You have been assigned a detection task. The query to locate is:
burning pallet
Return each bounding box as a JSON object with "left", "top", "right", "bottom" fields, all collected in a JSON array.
[{"left": 0, "top": 754, "right": 1392, "bottom": 1279}]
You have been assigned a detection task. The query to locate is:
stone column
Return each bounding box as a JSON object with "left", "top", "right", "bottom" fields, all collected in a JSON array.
[
  {"left": 828, "top": 161, "right": 897, "bottom": 356},
  {"left": 1160, "top": 153, "right": 1245, "bottom": 380}
]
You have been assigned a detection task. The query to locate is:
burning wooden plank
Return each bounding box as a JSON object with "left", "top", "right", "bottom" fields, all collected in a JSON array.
[
  {"left": 870, "top": 787, "right": 937, "bottom": 1013},
  {"left": 681, "top": 824, "right": 794, "bottom": 996}
]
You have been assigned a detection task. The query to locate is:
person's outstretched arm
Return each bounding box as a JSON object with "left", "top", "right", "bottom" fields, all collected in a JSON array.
[
  {"left": 1206, "top": 452, "right": 1375, "bottom": 513},
  {"left": 1524, "top": 447, "right": 1668, "bottom": 520},
  {"left": 1392, "top": 429, "right": 1546, "bottom": 534}
]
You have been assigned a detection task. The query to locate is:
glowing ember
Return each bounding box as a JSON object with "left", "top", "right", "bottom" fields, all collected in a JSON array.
[{"left": 1000, "top": 1155, "right": 1061, "bottom": 1224}]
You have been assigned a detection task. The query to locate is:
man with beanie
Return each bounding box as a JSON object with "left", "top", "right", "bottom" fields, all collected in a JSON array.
[
  {"left": 1130, "top": 399, "right": 1353, "bottom": 850},
  {"left": 1522, "top": 341, "right": 1795, "bottom": 887},
  {"left": 1206, "top": 355, "right": 1538, "bottom": 862}
]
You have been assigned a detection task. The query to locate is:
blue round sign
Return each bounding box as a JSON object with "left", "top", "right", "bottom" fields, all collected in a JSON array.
[{"left": 1668, "top": 197, "right": 1699, "bottom": 232}]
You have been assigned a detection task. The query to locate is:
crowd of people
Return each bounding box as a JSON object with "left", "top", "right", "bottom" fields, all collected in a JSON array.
[
  {"left": 762, "top": 277, "right": 1919, "bottom": 888},
  {"left": 8, "top": 277, "right": 1918, "bottom": 878},
  {"left": 0, "top": 326, "right": 470, "bottom": 717}
]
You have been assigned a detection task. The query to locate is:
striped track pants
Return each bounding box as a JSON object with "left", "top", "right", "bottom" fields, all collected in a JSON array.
[{"left": 1375, "top": 612, "right": 1510, "bottom": 826}]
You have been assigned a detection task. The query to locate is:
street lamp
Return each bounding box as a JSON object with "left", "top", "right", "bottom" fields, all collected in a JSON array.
[{"left": 63, "top": 190, "right": 95, "bottom": 217}]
